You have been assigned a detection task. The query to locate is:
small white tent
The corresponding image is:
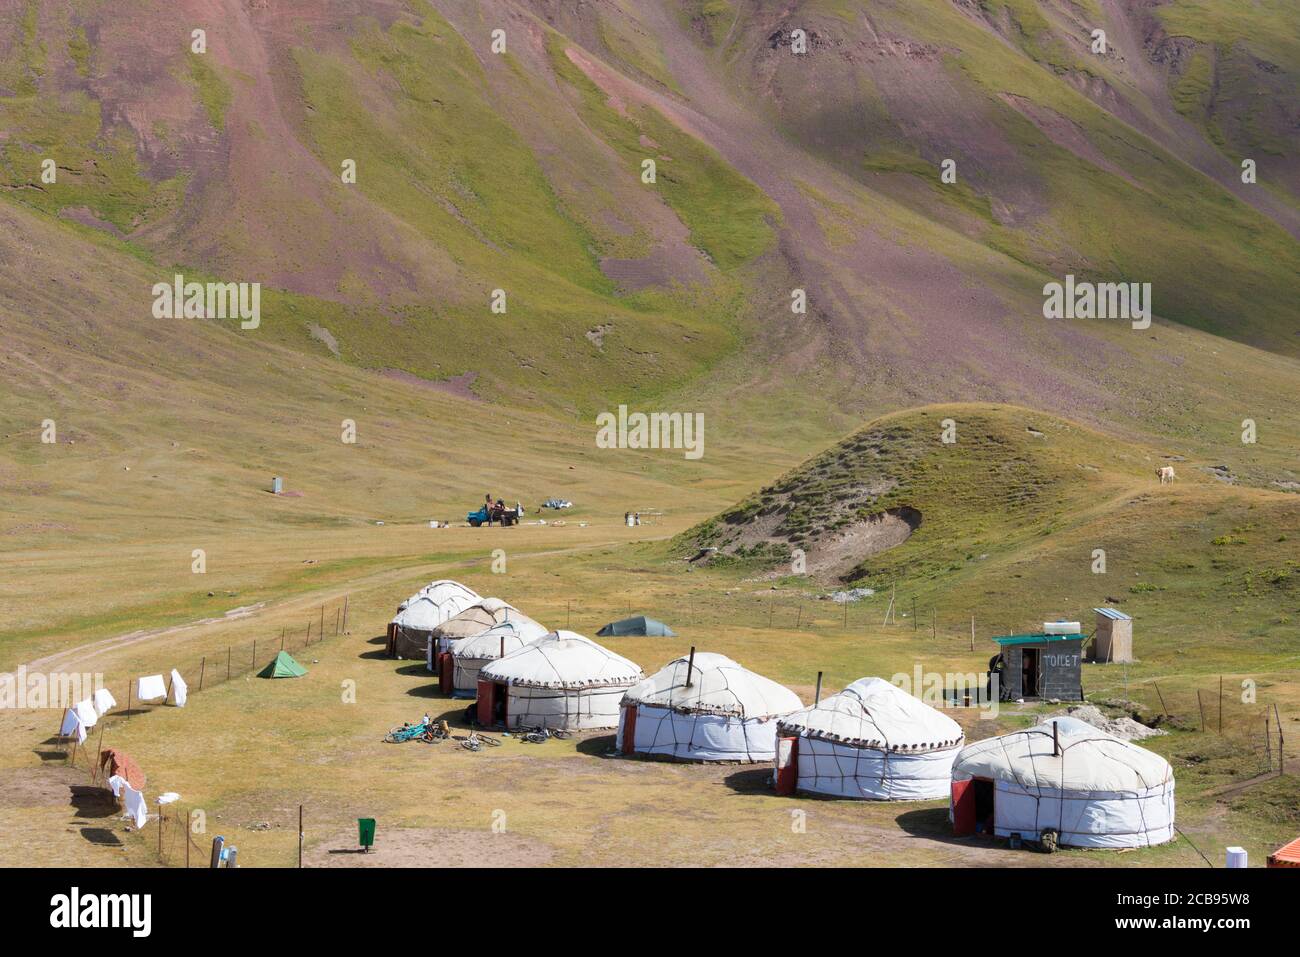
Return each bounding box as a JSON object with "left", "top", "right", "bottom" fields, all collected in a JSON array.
[
  {"left": 476, "top": 631, "right": 643, "bottom": 731},
  {"left": 949, "top": 716, "right": 1175, "bottom": 848},
  {"left": 775, "top": 677, "right": 963, "bottom": 800},
  {"left": 387, "top": 580, "right": 479, "bottom": 659},
  {"left": 449, "top": 619, "right": 549, "bottom": 697},
  {"left": 616, "top": 653, "right": 802, "bottom": 762}
]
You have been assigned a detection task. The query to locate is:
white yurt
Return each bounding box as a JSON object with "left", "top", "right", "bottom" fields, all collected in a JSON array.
[
  {"left": 387, "top": 580, "right": 479, "bottom": 657},
  {"left": 616, "top": 653, "right": 803, "bottom": 762},
  {"left": 774, "top": 677, "right": 964, "bottom": 800},
  {"left": 949, "top": 716, "right": 1175, "bottom": 848},
  {"left": 476, "top": 631, "right": 643, "bottom": 731},
  {"left": 429, "top": 598, "right": 544, "bottom": 672},
  {"left": 447, "top": 619, "right": 550, "bottom": 697}
]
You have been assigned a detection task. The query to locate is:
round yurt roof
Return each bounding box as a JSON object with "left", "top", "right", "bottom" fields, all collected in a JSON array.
[
  {"left": 452, "top": 620, "right": 549, "bottom": 660},
  {"left": 420, "top": 580, "right": 480, "bottom": 605},
  {"left": 479, "top": 631, "right": 643, "bottom": 690},
  {"left": 622, "top": 653, "right": 802, "bottom": 718},
  {"left": 952, "top": 717, "right": 1172, "bottom": 791},
  {"left": 395, "top": 595, "right": 444, "bottom": 631},
  {"left": 777, "top": 677, "right": 964, "bottom": 751},
  {"left": 433, "top": 598, "right": 537, "bottom": 638}
]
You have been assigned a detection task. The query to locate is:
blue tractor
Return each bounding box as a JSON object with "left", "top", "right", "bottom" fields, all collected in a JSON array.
[{"left": 467, "top": 504, "right": 519, "bottom": 527}]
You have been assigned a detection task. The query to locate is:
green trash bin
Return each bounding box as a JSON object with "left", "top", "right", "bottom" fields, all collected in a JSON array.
[{"left": 358, "top": 818, "right": 376, "bottom": 852}]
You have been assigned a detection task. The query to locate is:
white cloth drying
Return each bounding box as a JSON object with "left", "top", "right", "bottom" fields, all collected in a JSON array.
[
  {"left": 92, "top": 687, "right": 117, "bottom": 716},
  {"left": 169, "top": 669, "right": 188, "bottom": 707},
  {"left": 106, "top": 774, "right": 126, "bottom": 798},
  {"left": 60, "top": 709, "right": 87, "bottom": 743},
  {"left": 122, "top": 783, "right": 148, "bottom": 829},
  {"left": 73, "top": 698, "right": 98, "bottom": 730},
  {"left": 137, "top": 674, "right": 166, "bottom": 701},
  {"left": 156, "top": 792, "right": 180, "bottom": 805}
]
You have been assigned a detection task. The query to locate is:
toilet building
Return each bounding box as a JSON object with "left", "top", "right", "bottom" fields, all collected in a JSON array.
[
  {"left": 992, "top": 628, "right": 1084, "bottom": 701},
  {"left": 1092, "top": 607, "right": 1133, "bottom": 663}
]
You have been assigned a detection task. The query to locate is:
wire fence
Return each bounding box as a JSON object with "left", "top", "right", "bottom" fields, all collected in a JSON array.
[
  {"left": 49, "top": 596, "right": 350, "bottom": 866},
  {"left": 1118, "top": 678, "right": 1287, "bottom": 778}
]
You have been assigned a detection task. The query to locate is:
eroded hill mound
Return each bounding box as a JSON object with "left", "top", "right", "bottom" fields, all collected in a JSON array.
[{"left": 687, "top": 405, "right": 1142, "bottom": 583}]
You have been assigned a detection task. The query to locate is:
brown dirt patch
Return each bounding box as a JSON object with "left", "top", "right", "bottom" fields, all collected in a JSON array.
[
  {"left": 805, "top": 506, "right": 922, "bottom": 579},
  {"left": 306, "top": 825, "right": 554, "bottom": 868}
]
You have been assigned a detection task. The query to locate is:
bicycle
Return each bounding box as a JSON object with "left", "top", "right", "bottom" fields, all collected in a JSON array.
[{"left": 385, "top": 722, "right": 429, "bottom": 744}]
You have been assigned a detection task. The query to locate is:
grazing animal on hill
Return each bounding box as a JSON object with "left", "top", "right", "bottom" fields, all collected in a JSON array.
[{"left": 1156, "top": 466, "right": 1176, "bottom": 484}]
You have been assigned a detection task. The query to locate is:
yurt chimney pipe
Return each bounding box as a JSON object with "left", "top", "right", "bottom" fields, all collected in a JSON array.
[
  {"left": 815, "top": 671, "right": 823, "bottom": 705},
  {"left": 1052, "top": 721, "right": 1060, "bottom": 757},
  {"left": 685, "top": 646, "right": 696, "bottom": 687}
]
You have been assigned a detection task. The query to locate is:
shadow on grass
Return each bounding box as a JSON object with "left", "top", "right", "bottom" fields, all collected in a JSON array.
[
  {"left": 70, "top": 785, "right": 117, "bottom": 818},
  {"left": 78, "top": 827, "right": 122, "bottom": 846},
  {"left": 722, "top": 767, "right": 774, "bottom": 794},
  {"left": 404, "top": 683, "right": 442, "bottom": 699},
  {"left": 358, "top": 650, "right": 389, "bottom": 661},
  {"left": 396, "top": 664, "right": 432, "bottom": 677},
  {"left": 575, "top": 734, "right": 618, "bottom": 757},
  {"left": 894, "top": 806, "right": 1023, "bottom": 855},
  {"left": 366, "top": 635, "right": 386, "bottom": 645},
  {"left": 34, "top": 749, "right": 67, "bottom": 762}
]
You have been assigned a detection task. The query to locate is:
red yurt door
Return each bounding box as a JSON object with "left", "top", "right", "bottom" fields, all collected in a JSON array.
[
  {"left": 951, "top": 779, "right": 976, "bottom": 835},
  {"left": 774, "top": 736, "right": 799, "bottom": 795}
]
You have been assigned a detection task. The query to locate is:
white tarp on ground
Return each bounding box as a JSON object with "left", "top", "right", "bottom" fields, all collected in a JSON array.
[
  {"left": 137, "top": 674, "right": 166, "bottom": 701},
  {"left": 92, "top": 687, "right": 116, "bottom": 716},
  {"left": 950, "top": 716, "right": 1176, "bottom": 848},
  {"left": 451, "top": 620, "right": 549, "bottom": 696},
  {"left": 169, "top": 669, "right": 188, "bottom": 707},
  {"left": 616, "top": 653, "right": 803, "bottom": 762},
  {"left": 479, "top": 630, "right": 643, "bottom": 731},
  {"left": 777, "top": 677, "right": 964, "bottom": 800}
]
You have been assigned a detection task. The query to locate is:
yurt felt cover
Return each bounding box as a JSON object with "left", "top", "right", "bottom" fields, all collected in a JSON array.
[
  {"left": 778, "top": 677, "right": 964, "bottom": 750},
  {"left": 479, "top": 630, "right": 642, "bottom": 689},
  {"left": 99, "top": 748, "right": 146, "bottom": 791},
  {"left": 622, "top": 653, "right": 801, "bottom": 718},
  {"left": 419, "top": 580, "right": 480, "bottom": 606},
  {"left": 450, "top": 621, "right": 549, "bottom": 696},
  {"left": 597, "top": 615, "right": 677, "bottom": 637},
  {"left": 776, "top": 677, "right": 963, "bottom": 800},
  {"left": 258, "top": 651, "right": 307, "bottom": 678},
  {"left": 616, "top": 654, "right": 801, "bottom": 762},
  {"left": 949, "top": 716, "right": 1175, "bottom": 848}
]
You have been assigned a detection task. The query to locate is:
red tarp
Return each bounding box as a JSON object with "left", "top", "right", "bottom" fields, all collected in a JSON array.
[{"left": 99, "top": 747, "right": 146, "bottom": 791}]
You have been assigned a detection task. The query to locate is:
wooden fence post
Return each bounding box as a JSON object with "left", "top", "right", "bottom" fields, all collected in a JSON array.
[
  {"left": 1196, "top": 690, "right": 1205, "bottom": 731},
  {"left": 1275, "top": 703, "right": 1285, "bottom": 774},
  {"left": 199, "top": 657, "right": 205, "bottom": 692}
]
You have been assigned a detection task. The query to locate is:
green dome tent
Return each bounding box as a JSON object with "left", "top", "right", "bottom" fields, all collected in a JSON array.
[
  {"left": 258, "top": 651, "right": 307, "bottom": 678},
  {"left": 596, "top": 615, "right": 677, "bottom": 637}
]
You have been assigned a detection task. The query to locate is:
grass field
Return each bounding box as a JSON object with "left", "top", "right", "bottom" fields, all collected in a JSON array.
[{"left": 0, "top": 0, "right": 1297, "bottom": 870}]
